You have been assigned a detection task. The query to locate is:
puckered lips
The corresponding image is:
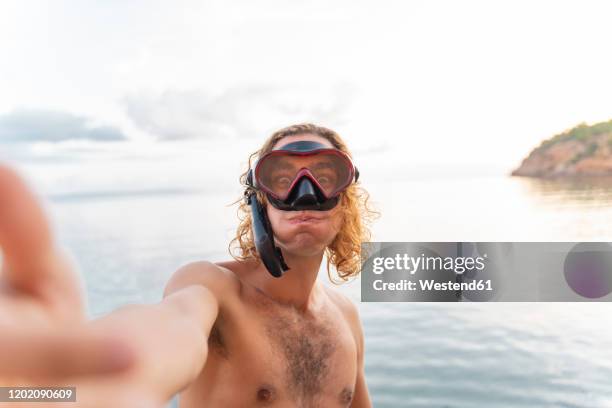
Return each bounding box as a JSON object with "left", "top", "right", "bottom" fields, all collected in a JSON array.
[{"left": 287, "top": 211, "right": 327, "bottom": 225}]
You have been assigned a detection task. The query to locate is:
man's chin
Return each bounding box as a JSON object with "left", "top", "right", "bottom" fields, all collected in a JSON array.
[
  {"left": 278, "top": 241, "right": 327, "bottom": 258},
  {"left": 282, "top": 249, "right": 326, "bottom": 259}
]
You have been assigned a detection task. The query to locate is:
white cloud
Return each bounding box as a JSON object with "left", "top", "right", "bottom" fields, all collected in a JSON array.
[
  {"left": 123, "top": 82, "right": 356, "bottom": 140},
  {"left": 0, "top": 109, "right": 127, "bottom": 143}
]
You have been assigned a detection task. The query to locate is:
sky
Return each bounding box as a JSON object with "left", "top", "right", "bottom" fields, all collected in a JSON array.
[{"left": 1, "top": 0, "right": 612, "bottom": 195}]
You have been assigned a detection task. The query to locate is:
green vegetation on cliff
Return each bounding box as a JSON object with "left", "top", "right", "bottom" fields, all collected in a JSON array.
[
  {"left": 539, "top": 119, "right": 612, "bottom": 150},
  {"left": 513, "top": 118, "right": 612, "bottom": 177}
]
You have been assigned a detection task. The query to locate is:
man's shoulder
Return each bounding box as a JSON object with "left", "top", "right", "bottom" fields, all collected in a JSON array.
[
  {"left": 322, "top": 285, "right": 360, "bottom": 324},
  {"left": 323, "top": 285, "right": 365, "bottom": 359},
  {"left": 164, "top": 260, "right": 245, "bottom": 300}
]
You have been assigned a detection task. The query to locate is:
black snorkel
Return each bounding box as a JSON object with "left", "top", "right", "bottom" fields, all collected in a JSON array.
[{"left": 244, "top": 189, "right": 289, "bottom": 278}]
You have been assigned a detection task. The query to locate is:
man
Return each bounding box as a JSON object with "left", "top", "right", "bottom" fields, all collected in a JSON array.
[{"left": 0, "top": 123, "right": 375, "bottom": 407}]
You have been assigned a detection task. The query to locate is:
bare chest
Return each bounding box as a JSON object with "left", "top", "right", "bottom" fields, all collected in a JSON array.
[{"left": 185, "top": 292, "right": 358, "bottom": 407}]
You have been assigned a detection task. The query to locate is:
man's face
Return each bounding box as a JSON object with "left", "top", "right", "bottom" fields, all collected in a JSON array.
[{"left": 266, "top": 134, "right": 344, "bottom": 257}]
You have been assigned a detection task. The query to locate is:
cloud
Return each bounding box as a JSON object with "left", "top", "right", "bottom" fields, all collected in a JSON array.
[
  {"left": 0, "top": 109, "right": 127, "bottom": 143},
  {"left": 123, "top": 82, "right": 357, "bottom": 141}
]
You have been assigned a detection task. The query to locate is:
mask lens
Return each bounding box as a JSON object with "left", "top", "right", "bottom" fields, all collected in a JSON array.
[{"left": 256, "top": 150, "right": 353, "bottom": 200}]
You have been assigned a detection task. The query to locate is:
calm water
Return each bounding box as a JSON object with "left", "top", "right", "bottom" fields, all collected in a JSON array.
[{"left": 47, "top": 174, "right": 612, "bottom": 408}]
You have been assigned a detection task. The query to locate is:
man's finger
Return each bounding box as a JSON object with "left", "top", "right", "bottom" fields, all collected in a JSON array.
[
  {"left": 0, "top": 327, "right": 135, "bottom": 378},
  {"left": 0, "top": 164, "right": 66, "bottom": 295}
]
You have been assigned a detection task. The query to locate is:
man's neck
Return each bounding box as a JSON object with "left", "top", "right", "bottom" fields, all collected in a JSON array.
[{"left": 255, "top": 251, "right": 325, "bottom": 314}]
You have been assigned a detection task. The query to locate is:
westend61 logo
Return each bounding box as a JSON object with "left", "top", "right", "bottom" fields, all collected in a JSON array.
[{"left": 371, "top": 253, "right": 487, "bottom": 275}]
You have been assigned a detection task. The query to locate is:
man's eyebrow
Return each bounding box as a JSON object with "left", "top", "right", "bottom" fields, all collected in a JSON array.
[{"left": 274, "top": 160, "right": 295, "bottom": 170}]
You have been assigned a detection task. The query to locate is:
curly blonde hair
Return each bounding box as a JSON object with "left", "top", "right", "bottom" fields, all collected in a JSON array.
[{"left": 229, "top": 123, "right": 378, "bottom": 283}]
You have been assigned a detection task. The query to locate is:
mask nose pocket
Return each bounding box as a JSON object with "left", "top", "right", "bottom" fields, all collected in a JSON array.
[{"left": 288, "top": 177, "right": 320, "bottom": 208}]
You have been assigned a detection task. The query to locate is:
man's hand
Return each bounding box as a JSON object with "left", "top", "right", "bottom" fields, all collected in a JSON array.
[
  {"left": 0, "top": 164, "right": 153, "bottom": 406},
  {"left": 0, "top": 164, "right": 221, "bottom": 408}
]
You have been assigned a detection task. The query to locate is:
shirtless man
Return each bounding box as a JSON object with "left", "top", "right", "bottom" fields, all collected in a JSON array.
[{"left": 0, "top": 123, "right": 375, "bottom": 407}]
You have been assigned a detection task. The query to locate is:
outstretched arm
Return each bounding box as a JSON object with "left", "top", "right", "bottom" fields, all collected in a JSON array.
[
  {"left": 83, "top": 282, "right": 219, "bottom": 404},
  {"left": 86, "top": 260, "right": 235, "bottom": 403},
  {"left": 0, "top": 164, "right": 224, "bottom": 407}
]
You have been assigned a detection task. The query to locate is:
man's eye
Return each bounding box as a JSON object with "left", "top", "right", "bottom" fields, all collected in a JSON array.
[
  {"left": 273, "top": 176, "right": 291, "bottom": 186},
  {"left": 317, "top": 173, "right": 336, "bottom": 186},
  {"left": 318, "top": 176, "right": 331, "bottom": 185}
]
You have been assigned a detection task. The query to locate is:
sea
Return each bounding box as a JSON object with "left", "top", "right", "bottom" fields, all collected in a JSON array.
[{"left": 45, "top": 174, "right": 612, "bottom": 408}]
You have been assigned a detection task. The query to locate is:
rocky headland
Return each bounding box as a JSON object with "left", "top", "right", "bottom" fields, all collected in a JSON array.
[{"left": 512, "top": 120, "right": 612, "bottom": 178}]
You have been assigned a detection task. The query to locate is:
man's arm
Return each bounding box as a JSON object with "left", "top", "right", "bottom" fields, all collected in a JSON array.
[
  {"left": 87, "top": 284, "right": 216, "bottom": 402},
  {"left": 339, "top": 296, "right": 372, "bottom": 408},
  {"left": 350, "top": 317, "right": 372, "bottom": 408},
  {"left": 82, "top": 261, "right": 236, "bottom": 404},
  {"left": 0, "top": 163, "right": 227, "bottom": 407}
]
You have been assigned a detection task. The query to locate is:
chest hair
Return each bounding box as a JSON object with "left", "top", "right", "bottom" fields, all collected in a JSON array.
[{"left": 264, "top": 306, "right": 338, "bottom": 400}]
